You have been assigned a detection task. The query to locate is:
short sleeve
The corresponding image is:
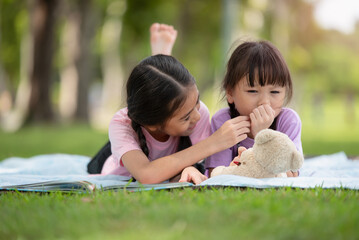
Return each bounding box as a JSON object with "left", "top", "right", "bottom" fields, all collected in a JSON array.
[{"left": 108, "top": 108, "right": 141, "bottom": 164}]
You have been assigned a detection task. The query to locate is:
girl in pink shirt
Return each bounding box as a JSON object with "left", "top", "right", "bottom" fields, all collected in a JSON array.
[{"left": 88, "top": 50, "right": 250, "bottom": 184}]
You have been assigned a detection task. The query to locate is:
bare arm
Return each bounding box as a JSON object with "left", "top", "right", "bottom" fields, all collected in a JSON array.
[{"left": 122, "top": 116, "right": 250, "bottom": 184}]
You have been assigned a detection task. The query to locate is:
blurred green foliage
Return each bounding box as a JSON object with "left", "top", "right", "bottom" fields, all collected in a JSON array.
[
  {"left": 0, "top": 0, "right": 27, "bottom": 89},
  {"left": 0, "top": 0, "right": 358, "bottom": 149},
  {"left": 2, "top": 0, "right": 359, "bottom": 99}
]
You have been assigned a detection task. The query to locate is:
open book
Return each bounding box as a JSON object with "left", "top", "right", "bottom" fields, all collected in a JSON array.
[{"left": 0, "top": 175, "right": 194, "bottom": 193}]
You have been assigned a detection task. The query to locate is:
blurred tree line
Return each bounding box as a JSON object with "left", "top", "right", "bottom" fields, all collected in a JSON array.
[{"left": 0, "top": 0, "right": 358, "bottom": 132}]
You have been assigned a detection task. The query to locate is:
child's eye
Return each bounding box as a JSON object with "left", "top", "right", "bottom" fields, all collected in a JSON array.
[
  {"left": 184, "top": 116, "right": 190, "bottom": 121},
  {"left": 247, "top": 90, "right": 257, "bottom": 93},
  {"left": 271, "top": 91, "right": 280, "bottom": 94}
]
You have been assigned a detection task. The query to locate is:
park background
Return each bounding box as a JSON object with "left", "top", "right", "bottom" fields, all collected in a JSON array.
[
  {"left": 1, "top": 1, "right": 359, "bottom": 240},
  {"left": 1, "top": 0, "right": 359, "bottom": 160}
]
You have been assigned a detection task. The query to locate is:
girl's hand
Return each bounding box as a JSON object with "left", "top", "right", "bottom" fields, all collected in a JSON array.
[
  {"left": 286, "top": 171, "right": 299, "bottom": 177},
  {"left": 179, "top": 166, "right": 208, "bottom": 185},
  {"left": 212, "top": 116, "right": 250, "bottom": 149},
  {"left": 230, "top": 146, "right": 247, "bottom": 166},
  {"left": 249, "top": 104, "right": 275, "bottom": 138}
]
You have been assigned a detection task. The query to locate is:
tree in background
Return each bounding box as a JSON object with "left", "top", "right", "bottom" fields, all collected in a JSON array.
[
  {"left": 0, "top": 0, "right": 358, "bottom": 132},
  {"left": 59, "top": 0, "right": 96, "bottom": 123},
  {"left": 92, "top": 0, "right": 126, "bottom": 130},
  {"left": 0, "top": 0, "right": 59, "bottom": 131},
  {"left": 27, "top": 0, "right": 59, "bottom": 123}
]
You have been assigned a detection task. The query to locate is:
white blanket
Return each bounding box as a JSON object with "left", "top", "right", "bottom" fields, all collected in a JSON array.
[{"left": 0, "top": 152, "right": 358, "bottom": 190}]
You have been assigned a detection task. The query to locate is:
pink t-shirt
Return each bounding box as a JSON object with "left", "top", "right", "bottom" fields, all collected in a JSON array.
[{"left": 101, "top": 101, "right": 211, "bottom": 177}]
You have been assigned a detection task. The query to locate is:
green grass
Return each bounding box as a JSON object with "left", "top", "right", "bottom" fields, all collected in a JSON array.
[
  {"left": 1, "top": 188, "right": 358, "bottom": 240},
  {"left": 0, "top": 124, "right": 108, "bottom": 160},
  {"left": 299, "top": 96, "right": 359, "bottom": 156}
]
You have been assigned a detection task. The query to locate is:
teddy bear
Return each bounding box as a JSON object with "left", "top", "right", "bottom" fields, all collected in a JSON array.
[{"left": 211, "top": 129, "right": 304, "bottom": 178}]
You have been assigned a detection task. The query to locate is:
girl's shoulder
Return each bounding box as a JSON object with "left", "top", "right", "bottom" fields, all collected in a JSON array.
[
  {"left": 110, "top": 107, "right": 132, "bottom": 125},
  {"left": 211, "top": 107, "right": 231, "bottom": 125},
  {"left": 213, "top": 107, "right": 230, "bottom": 118},
  {"left": 199, "top": 101, "right": 210, "bottom": 115},
  {"left": 276, "top": 107, "right": 302, "bottom": 131},
  {"left": 278, "top": 107, "right": 301, "bottom": 121}
]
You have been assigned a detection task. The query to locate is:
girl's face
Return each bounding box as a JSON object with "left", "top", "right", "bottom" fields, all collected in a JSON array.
[
  {"left": 226, "top": 77, "right": 286, "bottom": 118},
  {"left": 146, "top": 85, "right": 201, "bottom": 141}
]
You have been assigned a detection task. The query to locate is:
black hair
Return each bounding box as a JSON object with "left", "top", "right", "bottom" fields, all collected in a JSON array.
[
  {"left": 126, "top": 54, "right": 196, "bottom": 156},
  {"left": 223, "top": 40, "right": 293, "bottom": 119}
]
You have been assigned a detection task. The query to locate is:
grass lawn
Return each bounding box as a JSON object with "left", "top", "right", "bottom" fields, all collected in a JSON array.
[
  {"left": 1, "top": 121, "right": 358, "bottom": 239},
  {"left": 1, "top": 188, "right": 358, "bottom": 239},
  {"left": 0, "top": 124, "right": 108, "bottom": 160}
]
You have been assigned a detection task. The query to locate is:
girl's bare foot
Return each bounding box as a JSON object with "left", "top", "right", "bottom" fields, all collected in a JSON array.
[{"left": 150, "top": 23, "right": 177, "bottom": 55}]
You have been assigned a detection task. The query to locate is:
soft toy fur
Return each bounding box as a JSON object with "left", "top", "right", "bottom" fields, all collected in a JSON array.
[{"left": 211, "top": 129, "right": 304, "bottom": 178}]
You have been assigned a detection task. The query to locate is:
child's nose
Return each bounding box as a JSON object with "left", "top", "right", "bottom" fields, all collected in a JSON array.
[{"left": 258, "top": 94, "right": 270, "bottom": 106}]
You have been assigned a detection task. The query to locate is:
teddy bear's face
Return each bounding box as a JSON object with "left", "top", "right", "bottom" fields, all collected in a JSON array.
[
  {"left": 236, "top": 149, "right": 252, "bottom": 168},
  {"left": 234, "top": 148, "right": 275, "bottom": 177}
]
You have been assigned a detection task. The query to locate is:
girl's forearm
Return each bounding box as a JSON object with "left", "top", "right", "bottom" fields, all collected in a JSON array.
[
  {"left": 165, "top": 133, "right": 224, "bottom": 167},
  {"left": 132, "top": 134, "right": 225, "bottom": 183}
]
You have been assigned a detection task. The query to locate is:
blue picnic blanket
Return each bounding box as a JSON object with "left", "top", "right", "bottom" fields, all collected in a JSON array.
[{"left": 0, "top": 152, "right": 358, "bottom": 190}]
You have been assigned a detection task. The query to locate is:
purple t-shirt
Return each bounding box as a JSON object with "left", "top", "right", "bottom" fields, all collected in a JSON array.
[{"left": 205, "top": 107, "right": 303, "bottom": 170}]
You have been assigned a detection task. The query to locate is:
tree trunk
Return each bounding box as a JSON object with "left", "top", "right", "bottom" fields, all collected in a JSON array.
[
  {"left": 59, "top": 0, "right": 95, "bottom": 123},
  {"left": 27, "top": 0, "right": 58, "bottom": 123},
  {"left": 1, "top": 33, "right": 33, "bottom": 131},
  {"left": 1, "top": 7, "right": 34, "bottom": 131},
  {"left": 0, "top": 66, "right": 12, "bottom": 116},
  {"left": 91, "top": 1, "right": 125, "bottom": 130}
]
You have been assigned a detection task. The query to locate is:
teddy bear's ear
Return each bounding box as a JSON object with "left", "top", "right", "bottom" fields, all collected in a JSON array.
[
  {"left": 290, "top": 151, "right": 304, "bottom": 171},
  {"left": 255, "top": 129, "right": 277, "bottom": 145}
]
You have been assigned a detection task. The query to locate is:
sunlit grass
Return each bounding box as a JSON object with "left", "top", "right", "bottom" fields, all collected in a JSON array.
[
  {"left": 0, "top": 124, "right": 108, "bottom": 160},
  {"left": 1, "top": 188, "right": 358, "bottom": 240}
]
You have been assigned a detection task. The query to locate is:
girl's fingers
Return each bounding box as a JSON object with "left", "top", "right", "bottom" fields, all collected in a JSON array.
[
  {"left": 249, "top": 112, "right": 256, "bottom": 122},
  {"left": 258, "top": 105, "right": 267, "bottom": 116},
  {"left": 224, "top": 117, "right": 250, "bottom": 132},
  {"left": 258, "top": 104, "right": 275, "bottom": 118},
  {"left": 238, "top": 146, "right": 247, "bottom": 155},
  {"left": 230, "top": 115, "right": 249, "bottom": 123},
  {"left": 194, "top": 175, "right": 207, "bottom": 185},
  {"left": 252, "top": 109, "right": 261, "bottom": 122},
  {"left": 252, "top": 105, "right": 274, "bottom": 123},
  {"left": 235, "top": 121, "right": 251, "bottom": 130},
  {"left": 237, "top": 127, "right": 250, "bottom": 136},
  {"left": 263, "top": 104, "right": 274, "bottom": 116}
]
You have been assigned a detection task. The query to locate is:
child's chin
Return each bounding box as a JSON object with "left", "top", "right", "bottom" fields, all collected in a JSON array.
[{"left": 181, "top": 130, "right": 193, "bottom": 136}]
